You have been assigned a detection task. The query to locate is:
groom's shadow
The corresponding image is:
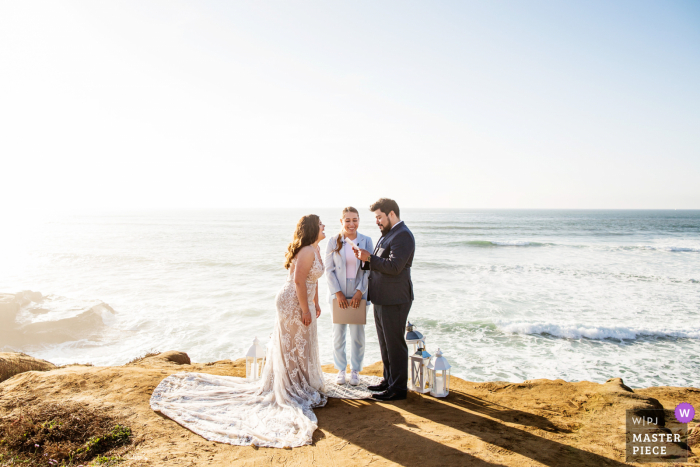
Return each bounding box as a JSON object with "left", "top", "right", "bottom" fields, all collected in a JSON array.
[
  {"left": 442, "top": 389, "right": 565, "bottom": 432},
  {"left": 316, "top": 396, "right": 501, "bottom": 466},
  {"left": 318, "top": 390, "right": 629, "bottom": 467},
  {"left": 403, "top": 389, "right": 625, "bottom": 466}
]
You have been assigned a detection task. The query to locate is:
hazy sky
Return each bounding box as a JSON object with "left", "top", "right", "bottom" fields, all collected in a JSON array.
[{"left": 1, "top": 1, "right": 698, "bottom": 210}]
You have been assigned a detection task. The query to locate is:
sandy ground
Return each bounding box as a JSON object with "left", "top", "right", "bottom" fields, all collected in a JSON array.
[{"left": 0, "top": 352, "right": 697, "bottom": 466}]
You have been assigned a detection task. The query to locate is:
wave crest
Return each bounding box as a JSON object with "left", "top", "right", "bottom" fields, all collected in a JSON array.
[
  {"left": 495, "top": 321, "right": 700, "bottom": 340},
  {"left": 452, "top": 240, "right": 548, "bottom": 247},
  {"left": 0, "top": 291, "right": 116, "bottom": 348}
]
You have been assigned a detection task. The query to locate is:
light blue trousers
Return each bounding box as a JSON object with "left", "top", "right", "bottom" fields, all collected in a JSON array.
[{"left": 333, "top": 278, "right": 365, "bottom": 372}]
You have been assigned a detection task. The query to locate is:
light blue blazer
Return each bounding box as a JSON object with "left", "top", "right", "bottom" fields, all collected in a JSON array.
[{"left": 324, "top": 232, "right": 373, "bottom": 306}]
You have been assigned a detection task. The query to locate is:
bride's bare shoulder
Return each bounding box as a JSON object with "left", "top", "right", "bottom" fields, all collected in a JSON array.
[{"left": 296, "top": 245, "right": 315, "bottom": 259}]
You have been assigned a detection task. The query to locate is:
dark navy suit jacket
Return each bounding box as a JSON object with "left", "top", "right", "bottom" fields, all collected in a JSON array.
[{"left": 361, "top": 222, "right": 415, "bottom": 305}]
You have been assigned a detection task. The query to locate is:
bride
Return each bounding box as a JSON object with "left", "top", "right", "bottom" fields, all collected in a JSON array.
[{"left": 150, "top": 215, "right": 330, "bottom": 448}]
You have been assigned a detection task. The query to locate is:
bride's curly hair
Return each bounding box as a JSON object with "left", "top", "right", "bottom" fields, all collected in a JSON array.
[{"left": 284, "top": 214, "right": 320, "bottom": 269}]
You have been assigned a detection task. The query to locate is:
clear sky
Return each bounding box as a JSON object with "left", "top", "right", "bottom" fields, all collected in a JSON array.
[{"left": 1, "top": 1, "right": 698, "bottom": 210}]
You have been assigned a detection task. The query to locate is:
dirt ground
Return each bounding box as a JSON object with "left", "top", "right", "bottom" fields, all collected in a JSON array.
[{"left": 0, "top": 352, "right": 697, "bottom": 466}]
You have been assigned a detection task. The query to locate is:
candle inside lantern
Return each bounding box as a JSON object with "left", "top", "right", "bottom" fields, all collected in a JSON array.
[{"left": 434, "top": 376, "right": 446, "bottom": 395}]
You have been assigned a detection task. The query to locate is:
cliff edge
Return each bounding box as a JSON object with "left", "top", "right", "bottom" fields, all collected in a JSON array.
[{"left": 0, "top": 352, "right": 697, "bottom": 466}]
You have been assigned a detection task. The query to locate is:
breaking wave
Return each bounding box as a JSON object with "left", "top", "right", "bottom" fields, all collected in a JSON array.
[
  {"left": 634, "top": 246, "right": 700, "bottom": 253},
  {"left": 495, "top": 321, "right": 700, "bottom": 340},
  {"left": 452, "top": 240, "right": 550, "bottom": 247},
  {"left": 444, "top": 240, "right": 699, "bottom": 252},
  {"left": 0, "top": 291, "right": 117, "bottom": 348}
]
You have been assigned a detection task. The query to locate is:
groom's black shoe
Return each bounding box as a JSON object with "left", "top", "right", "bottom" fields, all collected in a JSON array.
[
  {"left": 367, "top": 381, "right": 389, "bottom": 392},
  {"left": 372, "top": 389, "right": 407, "bottom": 402}
]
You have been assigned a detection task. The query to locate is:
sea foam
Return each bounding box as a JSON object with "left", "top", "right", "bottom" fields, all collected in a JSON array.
[
  {"left": 495, "top": 321, "right": 700, "bottom": 340},
  {"left": 457, "top": 240, "right": 548, "bottom": 247}
]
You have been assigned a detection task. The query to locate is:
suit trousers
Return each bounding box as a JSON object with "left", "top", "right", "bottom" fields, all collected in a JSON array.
[{"left": 373, "top": 302, "right": 412, "bottom": 392}]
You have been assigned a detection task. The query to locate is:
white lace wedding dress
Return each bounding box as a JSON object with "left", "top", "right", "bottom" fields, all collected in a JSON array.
[{"left": 150, "top": 248, "right": 380, "bottom": 448}]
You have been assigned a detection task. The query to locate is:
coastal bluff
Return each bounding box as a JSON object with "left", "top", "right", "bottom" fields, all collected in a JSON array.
[{"left": 0, "top": 352, "right": 697, "bottom": 466}]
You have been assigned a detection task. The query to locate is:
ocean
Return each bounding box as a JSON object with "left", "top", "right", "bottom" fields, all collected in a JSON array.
[{"left": 1, "top": 209, "right": 698, "bottom": 388}]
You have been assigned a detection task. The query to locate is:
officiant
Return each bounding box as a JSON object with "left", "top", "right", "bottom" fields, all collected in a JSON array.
[{"left": 324, "top": 206, "right": 374, "bottom": 387}]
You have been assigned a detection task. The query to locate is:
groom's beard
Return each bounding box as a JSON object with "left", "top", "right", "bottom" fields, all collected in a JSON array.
[{"left": 379, "top": 224, "right": 391, "bottom": 236}]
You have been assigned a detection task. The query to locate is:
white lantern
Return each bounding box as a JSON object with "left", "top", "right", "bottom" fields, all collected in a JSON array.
[
  {"left": 405, "top": 321, "right": 425, "bottom": 353},
  {"left": 245, "top": 337, "right": 266, "bottom": 381},
  {"left": 428, "top": 348, "right": 451, "bottom": 398},
  {"left": 409, "top": 344, "right": 432, "bottom": 394},
  {"left": 405, "top": 322, "right": 425, "bottom": 388}
]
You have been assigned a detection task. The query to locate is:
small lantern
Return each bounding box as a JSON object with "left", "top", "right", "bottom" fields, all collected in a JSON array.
[
  {"left": 428, "top": 348, "right": 451, "bottom": 398},
  {"left": 405, "top": 321, "right": 424, "bottom": 353},
  {"left": 409, "top": 343, "right": 432, "bottom": 393},
  {"left": 246, "top": 337, "right": 266, "bottom": 381},
  {"left": 405, "top": 322, "right": 425, "bottom": 388}
]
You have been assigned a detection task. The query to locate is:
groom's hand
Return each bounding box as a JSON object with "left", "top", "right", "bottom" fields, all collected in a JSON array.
[{"left": 355, "top": 248, "right": 371, "bottom": 262}]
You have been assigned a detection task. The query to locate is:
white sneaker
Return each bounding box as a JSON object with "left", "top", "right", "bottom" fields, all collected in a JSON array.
[
  {"left": 336, "top": 371, "right": 346, "bottom": 385},
  {"left": 349, "top": 370, "right": 360, "bottom": 386}
]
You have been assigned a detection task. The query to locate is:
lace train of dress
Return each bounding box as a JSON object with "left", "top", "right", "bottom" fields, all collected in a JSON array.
[{"left": 150, "top": 250, "right": 380, "bottom": 448}]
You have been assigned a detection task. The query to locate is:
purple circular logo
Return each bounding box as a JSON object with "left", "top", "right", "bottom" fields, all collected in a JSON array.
[{"left": 674, "top": 402, "right": 695, "bottom": 423}]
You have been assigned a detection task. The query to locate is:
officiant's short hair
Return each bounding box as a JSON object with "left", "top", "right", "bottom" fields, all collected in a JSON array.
[{"left": 370, "top": 198, "right": 400, "bottom": 219}]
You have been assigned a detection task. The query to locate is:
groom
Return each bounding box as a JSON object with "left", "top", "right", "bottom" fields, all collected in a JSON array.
[{"left": 355, "top": 198, "right": 415, "bottom": 401}]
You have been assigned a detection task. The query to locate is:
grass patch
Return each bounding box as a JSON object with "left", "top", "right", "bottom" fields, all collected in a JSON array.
[
  {"left": 0, "top": 355, "right": 54, "bottom": 384},
  {"left": 92, "top": 455, "right": 124, "bottom": 465},
  {"left": 126, "top": 350, "right": 160, "bottom": 365},
  {"left": 0, "top": 402, "right": 133, "bottom": 466}
]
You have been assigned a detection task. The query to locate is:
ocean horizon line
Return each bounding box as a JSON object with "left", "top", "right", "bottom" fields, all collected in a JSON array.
[{"left": 7, "top": 207, "right": 700, "bottom": 215}]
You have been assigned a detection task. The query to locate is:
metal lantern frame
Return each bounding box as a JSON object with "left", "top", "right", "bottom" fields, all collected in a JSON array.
[
  {"left": 405, "top": 322, "right": 425, "bottom": 388},
  {"left": 428, "top": 348, "right": 452, "bottom": 398},
  {"left": 409, "top": 344, "right": 432, "bottom": 394},
  {"left": 245, "top": 337, "right": 267, "bottom": 381}
]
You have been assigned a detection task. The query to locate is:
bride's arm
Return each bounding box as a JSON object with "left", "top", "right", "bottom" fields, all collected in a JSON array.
[
  {"left": 314, "top": 281, "right": 321, "bottom": 318},
  {"left": 293, "top": 246, "right": 315, "bottom": 326}
]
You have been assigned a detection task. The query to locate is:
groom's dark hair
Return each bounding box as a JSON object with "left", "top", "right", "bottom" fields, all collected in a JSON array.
[{"left": 370, "top": 198, "right": 400, "bottom": 219}]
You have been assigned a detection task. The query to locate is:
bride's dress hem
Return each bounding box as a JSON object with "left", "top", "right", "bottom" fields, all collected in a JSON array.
[
  {"left": 150, "top": 371, "right": 382, "bottom": 448},
  {"left": 148, "top": 249, "right": 379, "bottom": 449}
]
